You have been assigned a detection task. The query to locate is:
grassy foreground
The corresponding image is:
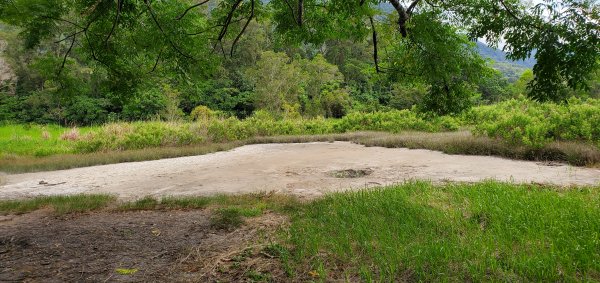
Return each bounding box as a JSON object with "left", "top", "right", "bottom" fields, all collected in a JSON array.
[
  {"left": 1, "top": 181, "right": 599, "bottom": 281},
  {"left": 285, "top": 182, "right": 600, "bottom": 281}
]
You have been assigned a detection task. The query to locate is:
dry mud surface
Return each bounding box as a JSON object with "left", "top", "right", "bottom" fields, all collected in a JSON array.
[
  {"left": 0, "top": 210, "right": 288, "bottom": 282},
  {"left": 1, "top": 142, "right": 599, "bottom": 200}
]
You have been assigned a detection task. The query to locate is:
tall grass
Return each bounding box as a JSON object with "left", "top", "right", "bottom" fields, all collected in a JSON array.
[{"left": 284, "top": 181, "right": 600, "bottom": 281}]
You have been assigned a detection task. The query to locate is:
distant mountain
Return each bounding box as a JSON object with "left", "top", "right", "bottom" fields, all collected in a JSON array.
[
  {"left": 476, "top": 42, "right": 535, "bottom": 82},
  {"left": 476, "top": 41, "right": 535, "bottom": 68}
]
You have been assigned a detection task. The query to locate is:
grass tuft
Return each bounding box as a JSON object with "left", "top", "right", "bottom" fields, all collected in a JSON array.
[
  {"left": 118, "top": 196, "right": 160, "bottom": 211},
  {"left": 210, "top": 207, "right": 245, "bottom": 230}
]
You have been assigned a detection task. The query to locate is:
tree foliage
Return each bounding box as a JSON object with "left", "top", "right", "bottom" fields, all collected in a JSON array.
[{"left": 0, "top": 0, "right": 598, "bottom": 122}]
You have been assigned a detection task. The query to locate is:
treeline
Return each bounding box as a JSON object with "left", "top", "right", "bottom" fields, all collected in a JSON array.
[{"left": 0, "top": 1, "right": 598, "bottom": 126}]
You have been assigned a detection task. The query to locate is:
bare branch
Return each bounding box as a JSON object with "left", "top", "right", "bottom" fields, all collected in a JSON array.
[
  {"left": 407, "top": 0, "right": 420, "bottom": 15},
  {"left": 297, "top": 0, "right": 304, "bottom": 26},
  {"left": 217, "top": 0, "right": 244, "bottom": 41},
  {"left": 39, "top": 15, "right": 85, "bottom": 29},
  {"left": 55, "top": 30, "right": 84, "bottom": 43},
  {"left": 282, "top": 0, "right": 298, "bottom": 25},
  {"left": 387, "top": 0, "right": 409, "bottom": 37},
  {"left": 148, "top": 47, "right": 164, "bottom": 73},
  {"left": 186, "top": 18, "right": 246, "bottom": 36}
]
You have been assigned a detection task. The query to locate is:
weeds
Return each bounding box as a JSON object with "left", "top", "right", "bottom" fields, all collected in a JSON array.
[
  {"left": 1, "top": 99, "right": 598, "bottom": 172},
  {"left": 60, "top": 127, "right": 80, "bottom": 141}
]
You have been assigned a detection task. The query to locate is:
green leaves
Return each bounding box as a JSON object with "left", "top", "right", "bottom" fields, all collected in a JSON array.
[{"left": 459, "top": 0, "right": 600, "bottom": 102}]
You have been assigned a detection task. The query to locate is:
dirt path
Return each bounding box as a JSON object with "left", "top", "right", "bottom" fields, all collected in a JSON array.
[{"left": 1, "top": 142, "right": 599, "bottom": 199}]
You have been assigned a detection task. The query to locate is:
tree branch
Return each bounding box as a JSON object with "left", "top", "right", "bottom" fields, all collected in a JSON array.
[
  {"left": 143, "top": 0, "right": 196, "bottom": 60},
  {"left": 148, "top": 47, "right": 164, "bottom": 73},
  {"left": 230, "top": 0, "right": 255, "bottom": 57},
  {"left": 176, "top": 0, "right": 209, "bottom": 20},
  {"left": 369, "top": 16, "right": 384, "bottom": 73},
  {"left": 104, "top": 0, "right": 123, "bottom": 45},
  {"left": 282, "top": 0, "right": 298, "bottom": 25},
  {"left": 407, "top": 0, "right": 420, "bottom": 15},
  {"left": 217, "top": 0, "right": 244, "bottom": 41},
  {"left": 297, "top": 0, "right": 304, "bottom": 26},
  {"left": 57, "top": 34, "right": 76, "bottom": 76}
]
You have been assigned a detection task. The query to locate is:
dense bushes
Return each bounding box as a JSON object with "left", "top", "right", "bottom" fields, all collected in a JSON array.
[
  {"left": 468, "top": 98, "right": 600, "bottom": 148},
  {"left": 73, "top": 110, "right": 459, "bottom": 152}
]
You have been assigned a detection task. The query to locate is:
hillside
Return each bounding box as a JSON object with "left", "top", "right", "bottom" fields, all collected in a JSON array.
[{"left": 476, "top": 41, "right": 536, "bottom": 81}]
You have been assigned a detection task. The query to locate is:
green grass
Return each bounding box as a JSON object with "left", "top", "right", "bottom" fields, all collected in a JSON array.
[
  {"left": 355, "top": 131, "right": 600, "bottom": 166},
  {"left": 0, "top": 192, "right": 299, "bottom": 215},
  {"left": 117, "top": 191, "right": 300, "bottom": 213},
  {"left": 0, "top": 124, "right": 95, "bottom": 157},
  {"left": 0, "top": 194, "right": 116, "bottom": 215},
  {"left": 283, "top": 181, "right": 600, "bottom": 281}
]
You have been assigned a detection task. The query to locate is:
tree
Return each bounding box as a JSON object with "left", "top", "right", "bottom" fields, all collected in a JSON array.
[
  {"left": 1, "top": 0, "right": 598, "bottom": 110},
  {"left": 461, "top": 0, "right": 599, "bottom": 102},
  {"left": 245, "top": 51, "right": 305, "bottom": 116}
]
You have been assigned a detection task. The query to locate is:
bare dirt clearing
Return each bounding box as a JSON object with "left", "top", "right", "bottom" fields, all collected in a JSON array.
[
  {"left": 1, "top": 142, "right": 598, "bottom": 200},
  {"left": 0, "top": 210, "right": 288, "bottom": 282}
]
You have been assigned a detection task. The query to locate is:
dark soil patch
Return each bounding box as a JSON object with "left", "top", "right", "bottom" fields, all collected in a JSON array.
[
  {"left": 329, "top": 168, "right": 374, "bottom": 178},
  {"left": 0, "top": 210, "right": 288, "bottom": 282}
]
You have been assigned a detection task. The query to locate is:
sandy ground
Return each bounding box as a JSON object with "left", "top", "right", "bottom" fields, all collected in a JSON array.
[{"left": 1, "top": 142, "right": 599, "bottom": 200}]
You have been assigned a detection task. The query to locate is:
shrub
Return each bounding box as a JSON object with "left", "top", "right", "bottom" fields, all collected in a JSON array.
[
  {"left": 190, "top": 105, "right": 218, "bottom": 121},
  {"left": 467, "top": 98, "right": 600, "bottom": 148}
]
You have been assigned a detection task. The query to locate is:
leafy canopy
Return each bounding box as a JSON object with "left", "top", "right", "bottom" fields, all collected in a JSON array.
[{"left": 1, "top": 0, "right": 598, "bottom": 110}]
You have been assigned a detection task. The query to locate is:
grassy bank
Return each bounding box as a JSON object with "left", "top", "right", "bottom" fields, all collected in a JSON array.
[
  {"left": 1, "top": 131, "right": 599, "bottom": 173},
  {"left": 2, "top": 181, "right": 599, "bottom": 281}
]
